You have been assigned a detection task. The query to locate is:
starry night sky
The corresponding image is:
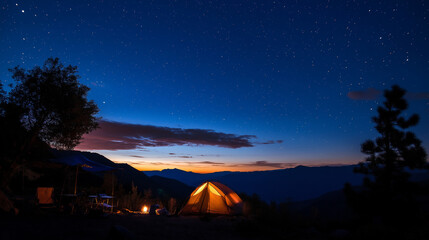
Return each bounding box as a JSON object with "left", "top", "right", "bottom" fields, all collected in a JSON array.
[{"left": 1, "top": 0, "right": 428, "bottom": 172}]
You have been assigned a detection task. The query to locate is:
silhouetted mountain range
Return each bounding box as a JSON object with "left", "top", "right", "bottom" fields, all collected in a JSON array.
[
  {"left": 144, "top": 166, "right": 365, "bottom": 202},
  {"left": 144, "top": 166, "right": 429, "bottom": 203},
  {"left": 144, "top": 169, "right": 235, "bottom": 186}
]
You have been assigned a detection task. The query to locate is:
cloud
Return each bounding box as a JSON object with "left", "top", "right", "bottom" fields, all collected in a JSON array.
[
  {"left": 129, "top": 155, "right": 144, "bottom": 158},
  {"left": 258, "top": 140, "right": 284, "bottom": 145},
  {"left": 124, "top": 161, "right": 177, "bottom": 166},
  {"left": 195, "top": 161, "right": 225, "bottom": 165},
  {"left": 197, "top": 154, "right": 221, "bottom": 157},
  {"left": 347, "top": 88, "right": 381, "bottom": 100},
  {"left": 168, "top": 153, "right": 192, "bottom": 158},
  {"left": 405, "top": 92, "right": 429, "bottom": 100},
  {"left": 231, "top": 161, "right": 297, "bottom": 169},
  {"left": 76, "top": 120, "right": 256, "bottom": 151},
  {"left": 146, "top": 162, "right": 171, "bottom": 166},
  {"left": 174, "top": 161, "right": 225, "bottom": 166},
  {"left": 251, "top": 161, "right": 290, "bottom": 168},
  {"left": 348, "top": 88, "right": 429, "bottom": 101}
]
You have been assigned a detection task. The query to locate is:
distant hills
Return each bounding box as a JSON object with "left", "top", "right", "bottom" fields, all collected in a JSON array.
[
  {"left": 52, "top": 150, "right": 193, "bottom": 199},
  {"left": 144, "top": 166, "right": 429, "bottom": 203},
  {"left": 54, "top": 150, "right": 367, "bottom": 203},
  {"left": 144, "top": 166, "right": 365, "bottom": 202},
  {"left": 144, "top": 169, "right": 235, "bottom": 186}
]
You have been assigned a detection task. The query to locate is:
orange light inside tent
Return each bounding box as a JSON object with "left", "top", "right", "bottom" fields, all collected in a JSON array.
[
  {"left": 192, "top": 182, "right": 207, "bottom": 196},
  {"left": 208, "top": 184, "right": 221, "bottom": 196},
  {"left": 142, "top": 205, "right": 148, "bottom": 213}
]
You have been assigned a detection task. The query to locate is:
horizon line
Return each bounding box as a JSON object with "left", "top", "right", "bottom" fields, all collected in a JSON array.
[{"left": 138, "top": 163, "right": 357, "bottom": 174}]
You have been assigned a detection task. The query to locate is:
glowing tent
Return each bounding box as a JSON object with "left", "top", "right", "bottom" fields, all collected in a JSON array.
[{"left": 180, "top": 181, "right": 243, "bottom": 215}]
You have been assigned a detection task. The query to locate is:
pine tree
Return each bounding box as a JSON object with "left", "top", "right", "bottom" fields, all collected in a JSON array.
[
  {"left": 345, "top": 85, "right": 427, "bottom": 221},
  {"left": 356, "top": 85, "right": 427, "bottom": 188}
]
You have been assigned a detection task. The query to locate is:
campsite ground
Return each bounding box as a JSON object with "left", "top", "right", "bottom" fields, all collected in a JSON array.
[
  {"left": 0, "top": 214, "right": 250, "bottom": 240},
  {"left": 2, "top": 211, "right": 429, "bottom": 239}
]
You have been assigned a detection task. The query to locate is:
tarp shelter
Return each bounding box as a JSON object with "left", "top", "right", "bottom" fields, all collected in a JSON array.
[
  {"left": 50, "top": 153, "right": 114, "bottom": 172},
  {"left": 180, "top": 181, "right": 243, "bottom": 215},
  {"left": 50, "top": 152, "right": 114, "bottom": 195}
]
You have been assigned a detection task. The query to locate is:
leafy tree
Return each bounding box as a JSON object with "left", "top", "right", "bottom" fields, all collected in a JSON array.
[
  {"left": 7, "top": 58, "right": 99, "bottom": 150},
  {"left": 345, "top": 85, "right": 427, "bottom": 220}
]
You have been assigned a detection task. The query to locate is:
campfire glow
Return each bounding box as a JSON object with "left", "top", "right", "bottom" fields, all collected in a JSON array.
[{"left": 142, "top": 205, "right": 148, "bottom": 213}]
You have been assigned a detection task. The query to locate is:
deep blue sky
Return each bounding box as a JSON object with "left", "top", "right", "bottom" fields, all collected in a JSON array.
[{"left": 1, "top": 0, "right": 428, "bottom": 172}]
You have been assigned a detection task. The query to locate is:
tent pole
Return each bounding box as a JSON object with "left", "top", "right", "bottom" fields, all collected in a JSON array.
[
  {"left": 111, "top": 170, "right": 114, "bottom": 213},
  {"left": 111, "top": 170, "right": 114, "bottom": 196},
  {"left": 22, "top": 163, "right": 25, "bottom": 193},
  {"left": 58, "top": 166, "right": 69, "bottom": 209},
  {"left": 74, "top": 166, "right": 79, "bottom": 195}
]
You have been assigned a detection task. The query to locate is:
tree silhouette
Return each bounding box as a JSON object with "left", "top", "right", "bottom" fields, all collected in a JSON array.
[
  {"left": 0, "top": 83, "right": 5, "bottom": 119},
  {"left": 7, "top": 58, "right": 99, "bottom": 150},
  {"left": 0, "top": 83, "right": 5, "bottom": 104},
  {"left": 345, "top": 85, "right": 427, "bottom": 221},
  {"left": 356, "top": 85, "right": 427, "bottom": 186}
]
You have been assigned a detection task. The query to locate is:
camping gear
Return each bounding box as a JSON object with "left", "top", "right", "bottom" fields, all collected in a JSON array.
[
  {"left": 149, "top": 204, "right": 160, "bottom": 215},
  {"left": 88, "top": 194, "right": 115, "bottom": 213},
  {"left": 156, "top": 208, "right": 170, "bottom": 216},
  {"left": 0, "top": 190, "right": 17, "bottom": 214},
  {"left": 36, "top": 187, "right": 55, "bottom": 209},
  {"left": 180, "top": 181, "right": 243, "bottom": 215},
  {"left": 51, "top": 152, "right": 116, "bottom": 213},
  {"left": 37, "top": 187, "right": 54, "bottom": 204}
]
